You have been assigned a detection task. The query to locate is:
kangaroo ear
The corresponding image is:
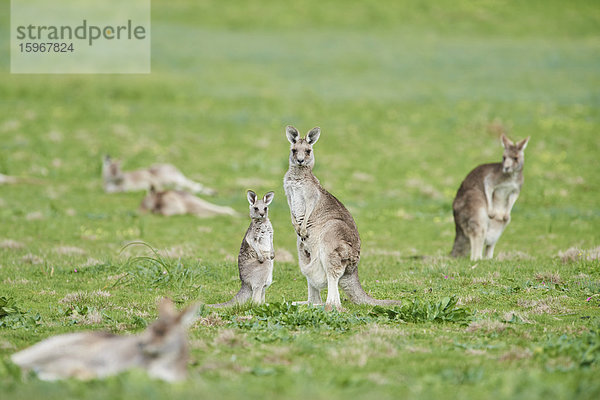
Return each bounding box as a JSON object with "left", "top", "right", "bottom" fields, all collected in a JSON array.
[
  {"left": 517, "top": 136, "right": 530, "bottom": 150},
  {"left": 103, "top": 154, "right": 111, "bottom": 162},
  {"left": 263, "top": 191, "right": 274, "bottom": 206},
  {"left": 307, "top": 127, "right": 321, "bottom": 145},
  {"left": 501, "top": 134, "right": 514, "bottom": 149},
  {"left": 286, "top": 126, "right": 300, "bottom": 144},
  {"left": 149, "top": 185, "right": 157, "bottom": 194},
  {"left": 176, "top": 303, "right": 199, "bottom": 329},
  {"left": 158, "top": 297, "right": 176, "bottom": 318},
  {"left": 247, "top": 190, "right": 257, "bottom": 205}
]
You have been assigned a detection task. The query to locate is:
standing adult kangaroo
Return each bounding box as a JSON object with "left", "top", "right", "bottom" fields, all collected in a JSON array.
[{"left": 283, "top": 126, "right": 401, "bottom": 311}]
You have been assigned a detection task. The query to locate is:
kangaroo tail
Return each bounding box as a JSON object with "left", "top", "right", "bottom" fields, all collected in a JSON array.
[
  {"left": 207, "top": 284, "right": 252, "bottom": 308},
  {"left": 339, "top": 271, "right": 402, "bottom": 306},
  {"left": 451, "top": 223, "right": 469, "bottom": 258}
]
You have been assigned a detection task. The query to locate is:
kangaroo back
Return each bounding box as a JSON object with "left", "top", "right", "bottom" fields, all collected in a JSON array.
[
  {"left": 140, "top": 188, "right": 237, "bottom": 217},
  {"left": 149, "top": 164, "right": 215, "bottom": 195}
]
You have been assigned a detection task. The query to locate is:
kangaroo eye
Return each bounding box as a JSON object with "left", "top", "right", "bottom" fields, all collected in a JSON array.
[
  {"left": 513, "top": 157, "right": 518, "bottom": 162},
  {"left": 263, "top": 208, "right": 267, "bottom": 211},
  {"left": 254, "top": 207, "right": 258, "bottom": 211},
  {"left": 292, "top": 149, "right": 297, "bottom": 154}
]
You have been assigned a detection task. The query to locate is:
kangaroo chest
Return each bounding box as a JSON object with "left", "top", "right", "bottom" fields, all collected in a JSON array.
[
  {"left": 491, "top": 181, "right": 520, "bottom": 211},
  {"left": 285, "top": 179, "right": 310, "bottom": 222},
  {"left": 249, "top": 223, "right": 272, "bottom": 252}
]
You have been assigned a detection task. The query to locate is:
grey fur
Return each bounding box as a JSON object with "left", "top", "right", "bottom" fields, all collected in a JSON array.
[
  {"left": 210, "top": 190, "right": 275, "bottom": 307},
  {"left": 283, "top": 126, "right": 401, "bottom": 310},
  {"left": 452, "top": 134, "right": 530, "bottom": 260},
  {"left": 11, "top": 298, "right": 197, "bottom": 382},
  {"left": 102, "top": 155, "right": 216, "bottom": 195},
  {"left": 140, "top": 186, "right": 237, "bottom": 217}
]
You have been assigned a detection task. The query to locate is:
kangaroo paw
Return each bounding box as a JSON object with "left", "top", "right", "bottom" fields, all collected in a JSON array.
[{"left": 299, "top": 227, "right": 308, "bottom": 240}]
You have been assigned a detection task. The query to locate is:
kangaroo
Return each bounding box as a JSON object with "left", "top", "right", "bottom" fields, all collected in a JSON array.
[
  {"left": 11, "top": 298, "right": 197, "bottom": 382},
  {"left": 140, "top": 186, "right": 238, "bottom": 217},
  {"left": 451, "top": 134, "right": 530, "bottom": 261},
  {"left": 210, "top": 190, "right": 275, "bottom": 307},
  {"left": 283, "top": 126, "right": 401, "bottom": 311},
  {"left": 102, "top": 155, "right": 215, "bottom": 195}
]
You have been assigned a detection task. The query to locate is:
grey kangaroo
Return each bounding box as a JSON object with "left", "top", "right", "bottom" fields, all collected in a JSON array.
[
  {"left": 102, "top": 155, "right": 215, "bottom": 195},
  {"left": 283, "top": 126, "right": 402, "bottom": 311},
  {"left": 11, "top": 298, "right": 197, "bottom": 382},
  {"left": 452, "top": 134, "right": 530, "bottom": 261},
  {"left": 140, "top": 186, "right": 237, "bottom": 217},
  {"left": 210, "top": 190, "right": 275, "bottom": 307}
]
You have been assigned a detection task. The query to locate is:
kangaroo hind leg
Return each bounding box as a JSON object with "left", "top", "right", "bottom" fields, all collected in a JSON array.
[
  {"left": 465, "top": 208, "right": 487, "bottom": 261},
  {"left": 321, "top": 246, "right": 348, "bottom": 311}
]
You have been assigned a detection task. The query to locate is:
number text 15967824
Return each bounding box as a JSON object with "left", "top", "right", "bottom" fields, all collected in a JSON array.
[{"left": 19, "top": 43, "right": 74, "bottom": 53}]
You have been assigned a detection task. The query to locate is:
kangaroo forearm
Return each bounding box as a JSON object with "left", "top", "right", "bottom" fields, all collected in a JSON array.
[
  {"left": 485, "top": 191, "right": 493, "bottom": 210},
  {"left": 302, "top": 200, "right": 316, "bottom": 230},
  {"left": 245, "top": 237, "right": 262, "bottom": 257},
  {"left": 291, "top": 214, "right": 299, "bottom": 226},
  {"left": 506, "top": 193, "right": 519, "bottom": 211}
]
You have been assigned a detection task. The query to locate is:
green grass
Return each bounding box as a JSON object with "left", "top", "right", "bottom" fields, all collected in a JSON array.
[{"left": 1, "top": 0, "right": 600, "bottom": 399}]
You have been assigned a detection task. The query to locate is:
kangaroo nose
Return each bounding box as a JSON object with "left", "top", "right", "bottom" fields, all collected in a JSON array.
[{"left": 297, "top": 159, "right": 304, "bottom": 164}]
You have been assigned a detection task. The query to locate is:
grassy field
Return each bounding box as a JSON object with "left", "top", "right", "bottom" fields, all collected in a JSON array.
[{"left": 1, "top": 1, "right": 600, "bottom": 399}]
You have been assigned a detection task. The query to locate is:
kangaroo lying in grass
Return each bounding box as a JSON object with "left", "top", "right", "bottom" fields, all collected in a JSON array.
[
  {"left": 102, "top": 155, "right": 215, "bottom": 195},
  {"left": 452, "top": 134, "right": 530, "bottom": 261},
  {"left": 140, "top": 186, "right": 237, "bottom": 217},
  {"left": 210, "top": 190, "right": 275, "bottom": 307},
  {"left": 283, "top": 126, "right": 402, "bottom": 311},
  {"left": 11, "top": 298, "right": 197, "bottom": 382}
]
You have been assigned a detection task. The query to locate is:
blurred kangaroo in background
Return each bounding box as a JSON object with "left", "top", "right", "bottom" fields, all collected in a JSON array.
[
  {"left": 452, "top": 134, "right": 530, "bottom": 261},
  {"left": 140, "top": 186, "right": 237, "bottom": 217},
  {"left": 11, "top": 298, "right": 197, "bottom": 382},
  {"left": 210, "top": 190, "right": 275, "bottom": 307},
  {"left": 102, "top": 155, "right": 216, "bottom": 195},
  {"left": 283, "top": 126, "right": 402, "bottom": 311}
]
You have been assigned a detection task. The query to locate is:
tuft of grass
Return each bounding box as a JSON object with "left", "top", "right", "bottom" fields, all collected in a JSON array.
[
  {"left": 558, "top": 246, "right": 600, "bottom": 264},
  {"left": 536, "top": 323, "right": 600, "bottom": 369},
  {"left": 0, "top": 297, "right": 41, "bottom": 330},
  {"left": 224, "top": 302, "right": 368, "bottom": 333},
  {"left": 369, "top": 296, "right": 474, "bottom": 325},
  {"left": 534, "top": 271, "right": 563, "bottom": 285},
  {"left": 114, "top": 241, "right": 203, "bottom": 293}
]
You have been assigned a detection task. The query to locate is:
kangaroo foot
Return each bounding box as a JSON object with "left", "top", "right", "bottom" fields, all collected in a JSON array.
[{"left": 324, "top": 303, "right": 345, "bottom": 312}]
